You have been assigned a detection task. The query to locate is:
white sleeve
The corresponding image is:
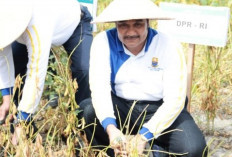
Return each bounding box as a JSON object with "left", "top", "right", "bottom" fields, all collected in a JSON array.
[
  {"left": 17, "top": 25, "right": 52, "bottom": 114},
  {"left": 0, "top": 45, "right": 15, "bottom": 89},
  {"left": 89, "top": 32, "right": 116, "bottom": 123},
  {"left": 143, "top": 38, "right": 187, "bottom": 138}
]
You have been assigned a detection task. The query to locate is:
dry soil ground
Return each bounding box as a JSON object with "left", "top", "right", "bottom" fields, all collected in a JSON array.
[{"left": 191, "top": 103, "right": 232, "bottom": 157}]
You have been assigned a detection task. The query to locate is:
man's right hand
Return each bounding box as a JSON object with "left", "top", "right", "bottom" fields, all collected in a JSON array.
[
  {"left": 106, "top": 124, "right": 128, "bottom": 156},
  {"left": 0, "top": 95, "right": 11, "bottom": 124}
]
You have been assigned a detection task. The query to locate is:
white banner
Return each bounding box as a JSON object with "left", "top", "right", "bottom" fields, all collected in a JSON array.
[{"left": 158, "top": 2, "right": 230, "bottom": 47}]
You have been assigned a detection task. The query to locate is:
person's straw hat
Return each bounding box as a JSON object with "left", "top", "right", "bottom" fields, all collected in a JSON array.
[
  {"left": 93, "top": 0, "right": 171, "bottom": 23},
  {"left": 0, "top": 0, "right": 32, "bottom": 49}
]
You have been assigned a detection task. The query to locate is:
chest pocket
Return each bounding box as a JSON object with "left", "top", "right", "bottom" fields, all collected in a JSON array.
[{"left": 139, "top": 66, "right": 164, "bottom": 95}]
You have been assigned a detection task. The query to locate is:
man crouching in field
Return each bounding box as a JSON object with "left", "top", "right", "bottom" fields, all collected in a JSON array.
[{"left": 79, "top": 0, "right": 208, "bottom": 156}]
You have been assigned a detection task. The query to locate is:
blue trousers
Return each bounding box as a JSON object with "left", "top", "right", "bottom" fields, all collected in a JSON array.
[
  {"left": 12, "top": 5, "right": 93, "bottom": 105},
  {"left": 79, "top": 93, "right": 207, "bottom": 157}
]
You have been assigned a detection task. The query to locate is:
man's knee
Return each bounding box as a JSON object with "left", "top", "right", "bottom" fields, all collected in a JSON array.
[
  {"left": 169, "top": 138, "right": 207, "bottom": 157},
  {"left": 186, "top": 141, "right": 207, "bottom": 157}
]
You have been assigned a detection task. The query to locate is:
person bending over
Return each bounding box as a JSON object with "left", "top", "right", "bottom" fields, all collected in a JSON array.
[{"left": 0, "top": 0, "right": 92, "bottom": 144}]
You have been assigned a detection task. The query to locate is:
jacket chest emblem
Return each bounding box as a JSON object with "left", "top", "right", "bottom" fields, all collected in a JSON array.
[{"left": 152, "top": 57, "right": 158, "bottom": 67}]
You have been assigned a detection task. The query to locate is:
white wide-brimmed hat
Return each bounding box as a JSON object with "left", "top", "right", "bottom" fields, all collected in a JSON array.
[
  {"left": 0, "top": 0, "right": 32, "bottom": 49},
  {"left": 93, "top": 0, "right": 171, "bottom": 23}
]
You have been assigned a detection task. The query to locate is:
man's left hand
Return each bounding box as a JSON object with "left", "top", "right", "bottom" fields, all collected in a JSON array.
[{"left": 129, "top": 134, "right": 147, "bottom": 155}]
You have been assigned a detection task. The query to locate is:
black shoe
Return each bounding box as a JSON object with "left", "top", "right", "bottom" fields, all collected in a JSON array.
[
  {"left": 0, "top": 118, "right": 6, "bottom": 125},
  {"left": 46, "top": 94, "right": 59, "bottom": 108}
]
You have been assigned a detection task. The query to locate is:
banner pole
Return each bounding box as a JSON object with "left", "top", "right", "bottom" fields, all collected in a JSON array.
[{"left": 187, "top": 43, "right": 195, "bottom": 112}]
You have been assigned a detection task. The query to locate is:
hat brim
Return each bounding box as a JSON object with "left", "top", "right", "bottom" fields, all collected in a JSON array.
[
  {"left": 92, "top": 0, "right": 173, "bottom": 23},
  {"left": 0, "top": 0, "right": 32, "bottom": 49}
]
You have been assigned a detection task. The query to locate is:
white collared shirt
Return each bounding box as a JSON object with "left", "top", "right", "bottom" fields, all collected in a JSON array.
[{"left": 90, "top": 28, "right": 187, "bottom": 137}]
